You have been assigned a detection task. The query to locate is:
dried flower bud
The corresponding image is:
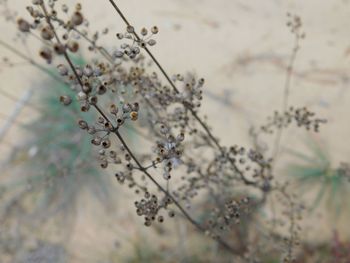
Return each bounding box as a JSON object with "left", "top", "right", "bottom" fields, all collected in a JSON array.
[
  {"left": 97, "top": 85, "right": 107, "bottom": 95},
  {"left": 17, "top": 18, "right": 30, "bottom": 32},
  {"left": 71, "top": 11, "right": 84, "bottom": 26},
  {"left": 59, "top": 95, "right": 72, "bottom": 106}
]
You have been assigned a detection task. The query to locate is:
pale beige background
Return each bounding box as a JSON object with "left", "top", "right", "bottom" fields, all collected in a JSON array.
[{"left": 0, "top": 0, "right": 350, "bottom": 261}]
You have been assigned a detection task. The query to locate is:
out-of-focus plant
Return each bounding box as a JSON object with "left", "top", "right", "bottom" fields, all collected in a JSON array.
[{"left": 286, "top": 137, "right": 350, "bottom": 215}]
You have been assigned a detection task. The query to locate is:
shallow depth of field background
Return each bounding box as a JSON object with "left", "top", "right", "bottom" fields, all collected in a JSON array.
[{"left": 0, "top": 0, "right": 349, "bottom": 262}]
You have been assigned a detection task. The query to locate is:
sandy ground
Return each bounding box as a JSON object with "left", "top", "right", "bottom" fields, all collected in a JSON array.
[{"left": 1, "top": 0, "right": 350, "bottom": 261}]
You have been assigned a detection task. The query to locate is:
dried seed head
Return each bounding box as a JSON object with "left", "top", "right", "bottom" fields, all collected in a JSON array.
[{"left": 59, "top": 95, "right": 72, "bottom": 106}]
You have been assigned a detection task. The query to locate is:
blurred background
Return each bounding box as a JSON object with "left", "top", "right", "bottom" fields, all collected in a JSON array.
[{"left": 0, "top": 0, "right": 349, "bottom": 262}]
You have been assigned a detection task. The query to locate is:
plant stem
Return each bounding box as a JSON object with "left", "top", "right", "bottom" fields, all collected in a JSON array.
[
  {"left": 107, "top": 0, "right": 257, "bottom": 186},
  {"left": 41, "top": 2, "right": 239, "bottom": 255}
]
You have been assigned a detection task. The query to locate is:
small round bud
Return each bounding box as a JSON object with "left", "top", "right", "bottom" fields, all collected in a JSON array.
[
  {"left": 40, "top": 27, "right": 54, "bottom": 40},
  {"left": 97, "top": 85, "right": 107, "bottom": 95},
  {"left": 17, "top": 18, "right": 30, "bottom": 32},
  {"left": 67, "top": 41, "right": 79, "bottom": 53},
  {"left": 147, "top": 39, "right": 156, "bottom": 46},
  {"left": 57, "top": 64, "right": 68, "bottom": 76},
  {"left": 130, "top": 111, "right": 138, "bottom": 121},
  {"left": 102, "top": 138, "right": 111, "bottom": 149},
  {"left": 100, "top": 160, "right": 108, "bottom": 169},
  {"left": 59, "top": 95, "right": 72, "bottom": 105},
  {"left": 109, "top": 104, "right": 118, "bottom": 115},
  {"left": 151, "top": 26, "right": 159, "bottom": 34},
  {"left": 71, "top": 11, "right": 84, "bottom": 26},
  {"left": 88, "top": 96, "right": 98, "bottom": 105},
  {"left": 77, "top": 91, "right": 87, "bottom": 101},
  {"left": 141, "top": 27, "right": 148, "bottom": 36},
  {"left": 53, "top": 43, "right": 65, "bottom": 55},
  {"left": 78, "top": 119, "right": 88, "bottom": 129},
  {"left": 168, "top": 210, "right": 175, "bottom": 218},
  {"left": 39, "top": 47, "right": 52, "bottom": 63},
  {"left": 126, "top": 25, "right": 134, "bottom": 33}
]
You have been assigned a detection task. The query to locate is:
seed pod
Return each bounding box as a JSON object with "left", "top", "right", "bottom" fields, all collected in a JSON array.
[
  {"left": 102, "top": 138, "right": 111, "bottom": 149},
  {"left": 97, "top": 85, "right": 107, "bottom": 95},
  {"left": 141, "top": 27, "right": 148, "bottom": 36},
  {"left": 151, "top": 26, "right": 159, "bottom": 34},
  {"left": 147, "top": 39, "right": 156, "bottom": 46},
  {"left": 39, "top": 47, "right": 52, "bottom": 63},
  {"left": 100, "top": 160, "right": 108, "bottom": 169},
  {"left": 109, "top": 104, "right": 118, "bottom": 115},
  {"left": 80, "top": 101, "right": 90, "bottom": 112},
  {"left": 126, "top": 25, "right": 134, "bottom": 33},
  {"left": 88, "top": 96, "right": 98, "bottom": 105},
  {"left": 82, "top": 85, "right": 92, "bottom": 93},
  {"left": 57, "top": 64, "right": 68, "bottom": 76},
  {"left": 168, "top": 210, "right": 175, "bottom": 218},
  {"left": 40, "top": 27, "right": 54, "bottom": 40},
  {"left": 67, "top": 41, "right": 79, "bottom": 53},
  {"left": 17, "top": 18, "right": 30, "bottom": 32},
  {"left": 77, "top": 91, "right": 87, "bottom": 100},
  {"left": 91, "top": 136, "right": 102, "bottom": 146},
  {"left": 78, "top": 119, "right": 88, "bottom": 129},
  {"left": 130, "top": 111, "right": 138, "bottom": 121},
  {"left": 83, "top": 65, "right": 93, "bottom": 77},
  {"left": 71, "top": 11, "right": 84, "bottom": 26},
  {"left": 59, "top": 95, "right": 72, "bottom": 106},
  {"left": 53, "top": 43, "right": 65, "bottom": 55},
  {"left": 116, "top": 33, "right": 124, "bottom": 39}
]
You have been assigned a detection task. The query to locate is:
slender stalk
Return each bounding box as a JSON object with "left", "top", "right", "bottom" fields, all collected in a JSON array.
[
  {"left": 272, "top": 33, "right": 300, "bottom": 163},
  {"left": 40, "top": 2, "right": 239, "bottom": 255}
]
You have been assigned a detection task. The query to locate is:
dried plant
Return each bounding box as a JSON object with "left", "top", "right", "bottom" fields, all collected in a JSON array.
[{"left": 0, "top": 1, "right": 336, "bottom": 262}]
